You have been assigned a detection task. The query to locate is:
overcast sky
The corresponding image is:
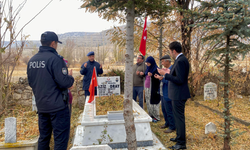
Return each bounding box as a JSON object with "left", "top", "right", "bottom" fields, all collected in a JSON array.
[{"left": 13, "top": 0, "right": 123, "bottom": 40}]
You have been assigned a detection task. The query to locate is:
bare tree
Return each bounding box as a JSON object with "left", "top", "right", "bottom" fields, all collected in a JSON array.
[
  {"left": 0, "top": 0, "right": 53, "bottom": 111},
  {"left": 59, "top": 38, "right": 76, "bottom": 67}
]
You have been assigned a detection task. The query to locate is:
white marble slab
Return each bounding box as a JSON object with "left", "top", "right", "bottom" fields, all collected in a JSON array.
[
  {"left": 5, "top": 117, "right": 16, "bottom": 143},
  {"left": 72, "top": 96, "right": 155, "bottom": 148}
]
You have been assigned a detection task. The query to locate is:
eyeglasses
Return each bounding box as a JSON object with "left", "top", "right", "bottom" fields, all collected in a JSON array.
[{"left": 137, "top": 57, "right": 142, "bottom": 59}]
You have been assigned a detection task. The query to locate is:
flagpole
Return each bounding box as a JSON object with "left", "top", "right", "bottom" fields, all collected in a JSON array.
[{"left": 94, "top": 66, "right": 99, "bottom": 100}]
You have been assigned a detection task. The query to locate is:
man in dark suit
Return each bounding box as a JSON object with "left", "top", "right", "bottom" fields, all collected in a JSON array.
[{"left": 158, "top": 41, "right": 190, "bottom": 150}]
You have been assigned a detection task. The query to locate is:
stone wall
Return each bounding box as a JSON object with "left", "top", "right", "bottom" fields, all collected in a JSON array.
[
  {"left": 10, "top": 77, "right": 86, "bottom": 108},
  {"left": 11, "top": 78, "right": 33, "bottom": 106}
]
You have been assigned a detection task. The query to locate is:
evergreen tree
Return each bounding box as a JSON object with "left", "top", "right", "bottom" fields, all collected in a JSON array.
[
  {"left": 195, "top": 0, "right": 250, "bottom": 149},
  {"left": 80, "top": 0, "right": 171, "bottom": 149}
]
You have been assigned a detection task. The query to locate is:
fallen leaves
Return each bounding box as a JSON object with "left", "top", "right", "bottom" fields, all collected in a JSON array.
[
  {"left": 149, "top": 96, "right": 250, "bottom": 149},
  {"left": 96, "top": 95, "right": 124, "bottom": 115}
]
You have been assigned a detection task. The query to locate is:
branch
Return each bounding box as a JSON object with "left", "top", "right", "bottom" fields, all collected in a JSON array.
[{"left": 134, "top": 23, "right": 168, "bottom": 50}]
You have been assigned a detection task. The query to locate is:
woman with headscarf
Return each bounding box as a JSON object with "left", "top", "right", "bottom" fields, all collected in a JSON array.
[{"left": 144, "top": 56, "right": 161, "bottom": 122}]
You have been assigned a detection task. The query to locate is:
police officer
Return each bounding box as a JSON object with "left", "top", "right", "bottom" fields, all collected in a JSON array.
[
  {"left": 27, "top": 31, "right": 74, "bottom": 150},
  {"left": 80, "top": 51, "right": 103, "bottom": 99}
]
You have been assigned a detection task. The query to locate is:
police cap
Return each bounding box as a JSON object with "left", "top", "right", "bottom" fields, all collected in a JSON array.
[
  {"left": 87, "top": 51, "right": 94, "bottom": 56},
  {"left": 41, "top": 31, "right": 62, "bottom": 44}
]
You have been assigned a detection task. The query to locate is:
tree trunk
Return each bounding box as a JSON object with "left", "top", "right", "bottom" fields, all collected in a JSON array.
[
  {"left": 158, "top": 17, "right": 163, "bottom": 68},
  {"left": 0, "top": 2, "right": 3, "bottom": 111},
  {"left": 223, "top": 35, "right": 231, "bottom": 150},
  {"left": 0, "top": 53, "right": 3, "bottom": 111},
  {"left": 123, "top": 1, "right": 137, "bottom": 149}
]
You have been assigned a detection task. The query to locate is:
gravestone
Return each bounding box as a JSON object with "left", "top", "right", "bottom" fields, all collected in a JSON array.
[
  {"left": 97, "top": 76, "right": 120, "bottom": 96},
  {"left": 204, "top": 82, "right": 217, "bottom": 100},
  {"left": 5, "top": 117, "right": 17, "bottom": 143},
  {"left": 205, "top": 122, "right": 216, "bottom": 134},
  {"left": 32, "top": 95, "right": 37, "bottom": 111}
]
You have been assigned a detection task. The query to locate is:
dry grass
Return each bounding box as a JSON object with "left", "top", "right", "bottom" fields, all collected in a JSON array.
[
  {"left": 96, "top": 95, "right": 124, "bottom": 115},
  {"left": 0, "top": 105, "right": 39, "bottom": 142},
  {"left": 1, "top": 95, "right": 249, "bottom": 149},
  {"left": 150, "top": 96, "right": 250, "bottom": 150},
  {"left": 198, "top": 96, "right": 250, "bottom": 122},
  {"left": 0, "top": 104, "right": 83, "bottom": 150}
]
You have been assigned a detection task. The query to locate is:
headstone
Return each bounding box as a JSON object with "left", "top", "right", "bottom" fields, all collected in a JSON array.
[
  {"left": 5, "top": 117, "right": 17, "bottom": 143},
  {"left": 204, "top": 82, "right": 217, "bottom": 100},
  {"left": 97, "top": 76, "right": 120, "bottom": 96},
  {"left": 236, "top": 94, "right": 243, "bottom": 99},
  {"left": 205, "top": 122, "right": 216, "bottom": 134},
  {"left": 32, "top": 95, "right": 37, "bottom": 112}
]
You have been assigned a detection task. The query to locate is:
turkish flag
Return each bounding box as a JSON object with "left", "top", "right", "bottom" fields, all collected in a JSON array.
[
  {"left": 139, "top": 17, "right": 147, "bottom": 56},
  {"left": 88, "top": 67, "right": 98, "bottom": 103}
]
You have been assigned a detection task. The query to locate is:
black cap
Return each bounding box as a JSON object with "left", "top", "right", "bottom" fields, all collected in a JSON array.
[
  {"left": 41, "top": 31, "right": 62, "bottom": 44},
  {"left": 160, "top": 55, "right": 171, "bottom": 61}
]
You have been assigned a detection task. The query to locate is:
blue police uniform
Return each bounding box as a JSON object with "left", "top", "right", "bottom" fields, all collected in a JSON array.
[{"left": 27, "top": 45, "right": 74, "bottom": 150}]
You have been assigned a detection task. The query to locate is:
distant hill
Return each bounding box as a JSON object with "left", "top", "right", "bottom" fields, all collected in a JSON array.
[
  {"left": 58, "top": 30, "right": 111, "bottom": 47},
  {"left": 24, "top": 25, "right": 126, "bottom": 48}
]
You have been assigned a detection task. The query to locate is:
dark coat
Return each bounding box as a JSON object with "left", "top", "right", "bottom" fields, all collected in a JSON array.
[
  {"left": 149, "top": 69, "right": 161, "bottom": 104},
  {"left": 164, "top": 54, "right": 191, "bottom": 100},
  {"left": 80, "top": 60, "right": 103, "bottom": 90},
  {"left": 162, "top": 65, "right": 172, "bottom": 101},
  {"left": 145, "top": 56, "right": 161, "bottom": 104},
  {"left": 27, "top": 46, "right": 74, "bottom": 113}
]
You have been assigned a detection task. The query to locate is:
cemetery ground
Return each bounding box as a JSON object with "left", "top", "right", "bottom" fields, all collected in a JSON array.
[
  {"left": 150, "top": 96, "right": 250, "bottom": 150},
  {"left": 0, "top": 95, "right": 249, "bottom": 149}
]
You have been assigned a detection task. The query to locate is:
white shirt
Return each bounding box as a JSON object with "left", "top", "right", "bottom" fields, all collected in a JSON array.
[{"left": 176, "top": 53, "right": 183, "bottom": 60}]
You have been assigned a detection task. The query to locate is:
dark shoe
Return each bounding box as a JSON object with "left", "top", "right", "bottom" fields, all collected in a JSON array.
[
  {"left": 168, "top": 144, "right": 186, "bottom": 149},
  {"left": 164, "top": 128, "right": 175, "bottom": 133},
  {"left": 152, "top": 118, "right": 159, "bottom": 123},
  {"left": 170, "top": 138, "right": 177, "bottom": 142},
  {"left": 160, "top": 125, "right": 169, "bottom": 129}
]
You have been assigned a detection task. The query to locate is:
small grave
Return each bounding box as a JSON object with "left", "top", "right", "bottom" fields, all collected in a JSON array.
[
  {"left": 205, "top": 122, "right": 217, "bottom": 134},
  {"left": 0, "top": 117, "right": 38, "bottom": 150},
  {"left": 204, "top": 82, "right": 217, "bottom": 100}
]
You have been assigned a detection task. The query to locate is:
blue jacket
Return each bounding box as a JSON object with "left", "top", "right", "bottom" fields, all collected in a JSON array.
[
  {"left": 80, "top": 60, "right": 103, "bottom": 90},
  {"left": 162, "top": 65, "right": 172, "bottom": 101},
  {"left": 27, "top": 46, "right": 74, "bottom": 113}
]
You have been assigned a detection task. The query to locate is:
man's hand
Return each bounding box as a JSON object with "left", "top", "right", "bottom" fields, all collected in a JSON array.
[
  {"left": 154, "top": 74, "right": 163, "bottom": 80},
  {"left": 148, "top": 72, "right": 152, "bottom": 77},
  {"left": 157, "top": 68, "right": 170, "bottom": 75},
  {"left": 140, "top": 72, "right": 144, "bottom": 76},
  {"left": 100, "top": 64, "right": 102, "bottom": 69},
  {"left": 136, "top": 71, "right": 140, "bottom": 75},
  {"left": 84, "top": 63, "right": 87, "bottom": 68},
  {"left": 69, "top": 69, "right": 73, "bottom": 76}
]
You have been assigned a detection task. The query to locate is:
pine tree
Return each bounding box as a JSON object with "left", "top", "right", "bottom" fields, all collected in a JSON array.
[
  {"left": 80, "top": 0, "right": 171, "bottom": 149},
  {"left": 195, "top": 0, "right": 250, "bottom": 149}
]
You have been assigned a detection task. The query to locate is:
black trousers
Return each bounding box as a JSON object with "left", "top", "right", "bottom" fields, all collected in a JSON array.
[
  {"left": 38, "top": 106, "right": 70, "bottom": 150},
  {"left": 172, "top": 99, "right": 187, "bottom": 145}
]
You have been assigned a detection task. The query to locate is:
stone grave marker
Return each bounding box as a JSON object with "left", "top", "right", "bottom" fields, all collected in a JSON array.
[
  {"left": 5, "top": 117, "right": 17, "bottom": 143},
  {"left": 205, "top": 122, "right": 216, "bottom": 134},
  {"left": 97, "top": 76, "right": 120, "bottom": 96},
  {"left": 32, "top": 95, "right": 37, "bottom": 111},
  {"left": 204, "top": 82, "right": 217, "bottom": 100}
]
